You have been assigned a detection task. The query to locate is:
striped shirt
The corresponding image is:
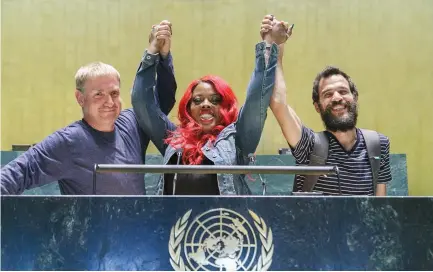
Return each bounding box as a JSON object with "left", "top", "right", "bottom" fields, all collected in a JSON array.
[{"left": 291, "top": 126, "right": 392, "bottom": 195}]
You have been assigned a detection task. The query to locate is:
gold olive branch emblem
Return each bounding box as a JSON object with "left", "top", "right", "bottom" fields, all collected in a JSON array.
[{"left": 168, "top": 209, "right": 273, "bottom": 271}]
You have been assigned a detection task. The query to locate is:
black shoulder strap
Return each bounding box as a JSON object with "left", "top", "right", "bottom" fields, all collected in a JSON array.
[
  {"left": 360, "top": 129, "right": 381, "bottom": 195},
  {"left": 301, "top": 132, "right": 329, "bottom": 192}
]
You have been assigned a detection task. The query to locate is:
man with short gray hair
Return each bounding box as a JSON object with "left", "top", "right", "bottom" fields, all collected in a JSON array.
[{"left": 1, "top": 25, "right": 177, "bottom": 194}]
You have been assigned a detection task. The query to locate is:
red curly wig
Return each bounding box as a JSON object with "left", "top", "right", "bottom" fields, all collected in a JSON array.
[{"left": 165, "top": 75, "right": 238, "bottom": 165}]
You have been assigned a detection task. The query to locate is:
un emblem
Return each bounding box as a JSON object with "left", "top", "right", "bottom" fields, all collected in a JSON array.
[{"left": 169, "top": 208, "right": 273, "bottom": 271}]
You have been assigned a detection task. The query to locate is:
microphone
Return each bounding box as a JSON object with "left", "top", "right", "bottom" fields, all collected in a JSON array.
[
  {"left": 172, "top": 150, "right": 182, "bottom": 195},
  {"left": 259, "top": 173, "right": 267, "bottom": 196},
  {"left": 93, "top": 164, "right": 97, "bottom": 194},
  {"left": 248, "top": 153, "right": 267, "bottom": 195},
  {"left": 335, "top": 166, "right": 342, "bottom": 195}
]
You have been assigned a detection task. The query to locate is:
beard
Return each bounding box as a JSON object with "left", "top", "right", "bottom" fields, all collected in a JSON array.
[{"left": 319, "top": 100, "right": 358, "bottom": 132}]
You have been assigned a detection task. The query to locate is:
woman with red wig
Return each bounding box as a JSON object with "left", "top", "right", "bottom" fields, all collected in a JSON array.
[{"left": 132, "top": 16, "right": 291, "bottom": 195}]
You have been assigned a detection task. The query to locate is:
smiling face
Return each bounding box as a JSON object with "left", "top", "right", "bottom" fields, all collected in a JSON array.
[
  {"left": 75, "top": 75, "right": 122, "bottom": 131},
  {"left": 314, "top": 74, "right": 358, "bottom": 132},
  {"left": 189, "top": 82, "right": 222, "bottom": 133}
]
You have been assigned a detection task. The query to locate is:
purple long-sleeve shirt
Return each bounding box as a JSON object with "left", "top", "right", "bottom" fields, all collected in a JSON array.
[{"left": 1, "top": 53, "right": 176, "bottom": 195}]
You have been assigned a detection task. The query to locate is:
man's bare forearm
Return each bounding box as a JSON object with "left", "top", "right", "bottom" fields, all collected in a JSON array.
[{"left": 270, "top": 54, "right": 303, "bottom": 148}]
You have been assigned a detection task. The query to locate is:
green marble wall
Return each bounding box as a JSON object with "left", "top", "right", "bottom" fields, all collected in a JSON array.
[{"left": 1, "top": 152, "right": 408, "bottom": 196}]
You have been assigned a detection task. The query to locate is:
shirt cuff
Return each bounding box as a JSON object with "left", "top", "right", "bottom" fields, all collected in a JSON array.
[
  {"left": 160, "top": 51, "right": 171, "bottom": 61},
  {"left": 141, "top": 50, "right": 160, "bottom": 66}
]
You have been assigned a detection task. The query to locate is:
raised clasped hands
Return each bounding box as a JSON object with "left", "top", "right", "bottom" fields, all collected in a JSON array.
[{"left": 148, "top": 20, "right": 173, "bottom": 58}]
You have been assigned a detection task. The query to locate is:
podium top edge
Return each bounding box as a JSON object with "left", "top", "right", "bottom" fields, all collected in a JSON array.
[{"left": 0, "top": 195, "right": 421, "bottom": 198}]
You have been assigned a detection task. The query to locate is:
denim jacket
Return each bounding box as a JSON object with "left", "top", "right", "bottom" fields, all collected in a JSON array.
[{"left": 132, "top": 42, "right": 278, "bottom": 195}]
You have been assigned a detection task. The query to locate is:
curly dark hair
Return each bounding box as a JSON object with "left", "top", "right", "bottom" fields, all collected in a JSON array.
[{"left": 312, "top": 66, "right": 358, "bottom": 104}]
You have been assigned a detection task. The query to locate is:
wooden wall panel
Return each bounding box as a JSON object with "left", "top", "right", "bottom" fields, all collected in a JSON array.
[{"left": 2, "top": 0, "right": 432, "bottom": 194}]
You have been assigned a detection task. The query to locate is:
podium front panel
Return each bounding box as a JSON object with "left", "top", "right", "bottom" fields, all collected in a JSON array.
[{"left": 1, "top": 196, "right": 432, "bottom": 271}]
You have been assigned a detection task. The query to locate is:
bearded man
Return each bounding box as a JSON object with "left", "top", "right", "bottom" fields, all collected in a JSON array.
[{"left": 270, "top": 65, "right": 392, "bottom": 196}]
